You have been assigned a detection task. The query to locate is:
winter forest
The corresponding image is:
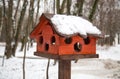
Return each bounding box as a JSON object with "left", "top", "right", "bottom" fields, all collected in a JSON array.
[{"left": 0, "top": 0, "right": 120, "bottom": 79}]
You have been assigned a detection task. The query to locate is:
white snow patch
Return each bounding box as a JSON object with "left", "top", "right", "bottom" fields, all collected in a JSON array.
[
  {"left": 97, "top": 45, "right": 120, "bottom": 60},
  {"left": 51, "top": 15, "right": 101, "bottom": 37}
]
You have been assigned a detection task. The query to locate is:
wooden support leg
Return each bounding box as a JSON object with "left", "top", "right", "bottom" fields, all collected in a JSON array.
[{"left": 58, "top": 60, "right": 71, "bottom": 79}]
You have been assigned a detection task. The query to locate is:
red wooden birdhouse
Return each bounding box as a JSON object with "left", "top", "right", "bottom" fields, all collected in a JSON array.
[{"left": 30, "top": 13, "right": 102, "bottom": 60}]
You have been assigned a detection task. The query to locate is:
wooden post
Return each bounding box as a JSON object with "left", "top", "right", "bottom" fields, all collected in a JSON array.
[{"left": 58, "top": 60, "right": 71, "bottom": 79}]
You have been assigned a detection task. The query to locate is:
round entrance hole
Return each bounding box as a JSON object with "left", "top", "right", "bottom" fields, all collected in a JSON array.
[
  {"left": 83, "top": 37, "right": 90, "bottom": 45},
  {"left": 51, "top": 36, "right": 56, "bottom": 45},
  {"left": 45, "top": 43, "right": 49, "bottom": 51},
  {"left": 64, "top": 37, "right": 72, "bottom": 44},
  {"left": 74, "top": 42, "right": 82, "bottom": 52},
  {"left": 39, "top": 36, "right": 43, "bottom": 44}
]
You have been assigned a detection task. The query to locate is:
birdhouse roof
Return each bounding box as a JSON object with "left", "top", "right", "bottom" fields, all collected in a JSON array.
[{"left": 30, "top": 13, "right": 102, "bottom": 38}]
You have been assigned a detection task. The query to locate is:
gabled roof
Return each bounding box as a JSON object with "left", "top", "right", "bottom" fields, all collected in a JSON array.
[
  {"left": 30, "top": 13, "right": 102, "bottom": 39},
  {"left": 30, "top": 13, "right": 53, "bottom": 38}
]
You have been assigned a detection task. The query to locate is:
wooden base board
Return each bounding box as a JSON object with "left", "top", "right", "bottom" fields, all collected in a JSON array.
[{"left": 34, "top": 52, "right": 99, "bottom": 60}]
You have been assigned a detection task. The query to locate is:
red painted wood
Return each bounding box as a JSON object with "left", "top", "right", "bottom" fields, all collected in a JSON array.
[
  {"left": 58, "top": 36, "right": 96, "bottom": 55},
  {"left": 30, "top": 13, "right": 98, "bottom": 56},
  {"left": 30, "top": 14, "right": 49, "bottom": 38}
]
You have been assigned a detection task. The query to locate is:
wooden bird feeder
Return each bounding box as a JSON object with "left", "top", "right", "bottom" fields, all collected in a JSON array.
[{"left": 30, "top": 13, "right": 102, "bottom": 79}]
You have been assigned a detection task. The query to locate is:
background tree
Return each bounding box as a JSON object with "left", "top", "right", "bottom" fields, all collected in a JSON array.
[
  {"left": 97, "top": 0, "right": 118, "bottom": 46},
  {"left": 56, "top": 0, "right": 67, "bottom": 14},
  {"left": 20, "top": 0, "right": 34, "bottom": 51},
  {"left": 88, "top": 0, "right": 99, "bottom": 22},
  {"left": 72, "top": 0, "right": 84, "bottom": 16},
  {"left": 0, "top": 6, "right": 2, "bottom": 36},
  {"left": 66, "top": 0, "right": 71, "bottom": 15},
  {"left": 12, "top": 0, "right": 28, "bottom": 56},
  {"left": 3, "top": 0, "right": 13, "bottom": 59}
]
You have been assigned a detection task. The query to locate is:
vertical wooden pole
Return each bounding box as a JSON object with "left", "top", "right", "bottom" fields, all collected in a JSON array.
[{"left": 59, "top": 60, "right": 71, "bottom": 79}]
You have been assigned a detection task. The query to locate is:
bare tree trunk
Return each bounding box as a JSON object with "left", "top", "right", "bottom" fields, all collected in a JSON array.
[
  {"left": 2, "top": 0, "right": 6, "bottom": 66},
  {"left": 14, "top": 0, "right": 20, "bottom": 19},
  {"left": 56, "top": 0, "right": 67, "bottom": 14},
  {"left": 13, "top": 0, "right": 20, "bottom": 38},
  {"left": 20, "top": 0, "right": 34, "bottom": 51},
  {"left": 77, "top": 0, "right": 84, "bottom": 16},
  {"left": 20, "top": 36, "right": 26, "bottom": 51},
  {"left": 3, "top": 0, "right": 13, "bottom": 59},
  {"left": 0, "top": 7, "right": 2, "bottom": 37},
  {"left": 29, "top": 0, "right": 40, "bottom": 47},
  {"left": 53, "top": 0, "right": 56, "bottom": 14},
  {"left": 118, "top": 33, "right": 120, "bottom": 44},
  {"left": 67, "top": 0, "right": 71, "bottom": 15},
  {"left": 60, "top": 0, "right": 67, "bottom": 14},
  {"left": 26, "top": 0, "right": 34, "bottom": 50},
  {"left": 46, "top": 59, "right": 50, "bottom": 79},
  {"left": 34, "top": 0, "right": 40, "bottom": 26},
  {"left": 89, "top": 0, "right": 99, "bottom": 22},
  {"left": 23, "top": 41, "right": 27, "bottom": 79},
  {"left": 56, "top": 0, "right": 66, "bottom": 14},
  {"left": 97, "top": 0, "right": 105, "bottom": 46},
  {"left": 98, "top": 0, "right": 116, "bottom": 46},
  {"left": 12, "top": 0, "right": 28, "bottom": 56},
  {"left": 56, "top": 0, "right": 60, "bottom": 14}
]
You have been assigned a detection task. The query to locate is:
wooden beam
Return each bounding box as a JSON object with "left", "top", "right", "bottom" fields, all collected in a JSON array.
[
  {"left": 60, "top": 54, "right": 99, "bottom": 60},
  {"left": 34, "top": 52, "right": 99, "bottom": 60}
]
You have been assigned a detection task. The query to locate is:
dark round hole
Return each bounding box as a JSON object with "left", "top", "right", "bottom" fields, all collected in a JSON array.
[
  {"left": 39, "top": 32, "right": 42, "bottom": 34},
  {"left": 39, "top": 36, "right": 43, "bottom": 44},
  {"left": 64, "top": 37, "right": 72, "bottom": 44},
  {"left": 83, "top": 37, "right": 90, "bottom": 45},
  {"left": 45, "top": 43, "right": 49, "bottom": 51},
  {"left": 51, "top": 36, "right": 56, "bottom": 45},
  {"left": 74, "top": 42, "right": 82, "bottom": 52}
]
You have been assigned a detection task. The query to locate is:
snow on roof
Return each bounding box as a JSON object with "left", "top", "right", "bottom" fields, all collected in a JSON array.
[{"left": 50, "top": 14, "right": 101, "bottom": 38}]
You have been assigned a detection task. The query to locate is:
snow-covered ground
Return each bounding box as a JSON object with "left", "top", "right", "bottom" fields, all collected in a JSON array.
[{"left": 0, "top": 43, "right": 120, "bottom": 79}]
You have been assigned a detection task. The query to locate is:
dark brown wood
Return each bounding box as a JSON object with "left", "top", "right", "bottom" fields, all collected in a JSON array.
[
  {"left": 60, "top": 54, "right": 99, "bottom": 60},
  {"left": 34, "top": 52, "right": 99, "bottom": 60},
  {"left": 59, "top": 60, "right": 71, "bottom": 79},
  {"left": 34, "top": 52, "right": 59, "bottom": 59}
]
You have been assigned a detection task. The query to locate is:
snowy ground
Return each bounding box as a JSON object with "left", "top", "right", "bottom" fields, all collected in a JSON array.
[{"left": 0, "top": 43, "right": 120, "bottom": 79}]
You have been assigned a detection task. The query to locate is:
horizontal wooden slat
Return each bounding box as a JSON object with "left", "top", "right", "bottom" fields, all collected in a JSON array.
[{"left": 34, "top": 52, "right": 99, "bottom": 60}]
